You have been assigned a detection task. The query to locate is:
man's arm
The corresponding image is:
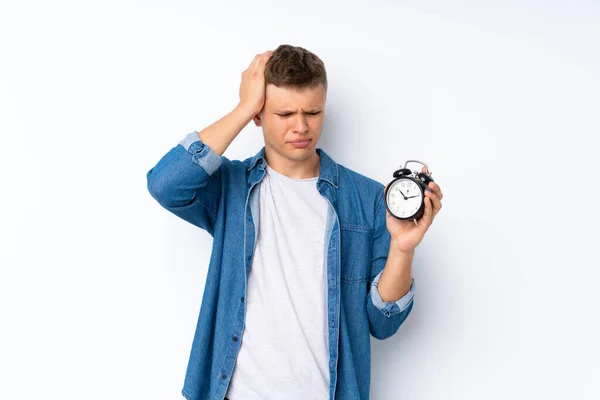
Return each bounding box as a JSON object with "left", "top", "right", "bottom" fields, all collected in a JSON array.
[
  {"left": 193, "top": 105, "right": 257, "bottom": 157},
  {"left": 146, "top": 51, "right": 273, "bottom": 234},
  {"left": 376, "top": 245, "right": 414, "bottom": 302},
  {"left": 367, "top": 188, "right": 415, "bottom": 340},
  {"left": 198, "top": 50, "right": 274, "bottom": 156},
  {"left": 367, "top": 176, "right": 443, "bottom": 339},
  {"left": 146, "top": 105, "right": 254, "bottom": 234}
]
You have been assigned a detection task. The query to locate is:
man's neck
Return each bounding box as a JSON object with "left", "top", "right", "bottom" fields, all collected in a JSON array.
[{"left": 264, "top": 147, "right": 320, "bottom": 179}]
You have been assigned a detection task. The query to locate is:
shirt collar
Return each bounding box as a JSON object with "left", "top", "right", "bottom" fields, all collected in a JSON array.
[{"left": 247, "top": 146, "right": 339, "bottom": 189}]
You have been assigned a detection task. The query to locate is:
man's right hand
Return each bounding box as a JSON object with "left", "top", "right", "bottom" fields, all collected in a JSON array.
[{"left": 238, "top": 51, "right": 273, "bottom": 116}]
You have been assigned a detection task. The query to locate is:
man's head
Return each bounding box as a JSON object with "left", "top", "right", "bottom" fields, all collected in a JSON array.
[{"left": 253, "top": 44, "right": 327, "bottom": 169}]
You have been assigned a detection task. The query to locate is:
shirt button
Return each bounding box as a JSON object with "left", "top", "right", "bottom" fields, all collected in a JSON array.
[
  {"left": 329, "top": 319, "right": 334, "bottom": 327},
  {"left": 221, "top": 374, "right": 227, "bottom": 379},
  {"left": 232, "top": 335, "right": 238, "bottom": 342},
  {"left": 385, "top": 311, "right": 390, "bottom": 317},
  {"left": 240, "top": 296, "right": 244, "bottom": 302}
]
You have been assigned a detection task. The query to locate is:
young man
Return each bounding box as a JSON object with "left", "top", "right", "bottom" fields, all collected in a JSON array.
[{"left": 147, "top": 44, "right": 443, "bottom": 400}]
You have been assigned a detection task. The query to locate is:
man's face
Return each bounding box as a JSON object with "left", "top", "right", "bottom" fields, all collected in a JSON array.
[{"left": 253, "top": 83, "right": 326, "bottom": 163}]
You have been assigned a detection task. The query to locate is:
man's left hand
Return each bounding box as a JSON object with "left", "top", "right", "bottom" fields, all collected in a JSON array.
[{"left": 384, "top": 167, "right": 444, "bottom": 254}]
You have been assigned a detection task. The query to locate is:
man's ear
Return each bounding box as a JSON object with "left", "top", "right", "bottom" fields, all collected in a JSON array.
[{"left": 253, "top": 113, "right": 262, "bottom": 127}]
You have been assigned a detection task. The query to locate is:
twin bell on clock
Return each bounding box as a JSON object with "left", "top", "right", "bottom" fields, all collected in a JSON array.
[{"left": 384, "top": 160, "right": 435, "bottom": 225}]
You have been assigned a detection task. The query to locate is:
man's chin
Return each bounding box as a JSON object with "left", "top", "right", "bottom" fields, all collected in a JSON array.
[
  {"left": 265, "top": 142, "right": 317, "bottom": 161},
  {"left": 285, "top": 146, "right": 316, "bottom": 157}
]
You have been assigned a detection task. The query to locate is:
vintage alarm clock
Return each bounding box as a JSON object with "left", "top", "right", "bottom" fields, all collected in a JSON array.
[{"left": 384, "top": 160, "right": 435, "bottom": 225}]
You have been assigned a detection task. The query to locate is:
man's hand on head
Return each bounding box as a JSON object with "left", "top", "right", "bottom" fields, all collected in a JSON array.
[{"left": 238, "top": 50, "right": 274, "bottom": 117}]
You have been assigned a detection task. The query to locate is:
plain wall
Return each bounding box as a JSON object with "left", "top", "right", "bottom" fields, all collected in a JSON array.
[{"left": 1, "top": 0, "right": 599, "bottom": 399}]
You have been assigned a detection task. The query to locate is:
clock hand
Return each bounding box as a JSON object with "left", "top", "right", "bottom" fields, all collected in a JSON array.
[
  {"left": 406, "top": 195, "right": 420, "bottom": 199},
  {"left": 398, "top": 189, "right": 408, "bottom": 199}
]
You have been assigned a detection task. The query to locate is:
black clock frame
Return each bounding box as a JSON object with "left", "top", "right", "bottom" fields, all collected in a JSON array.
[{"left": 384, "top": 168, "right": 434, "bottom": 221}]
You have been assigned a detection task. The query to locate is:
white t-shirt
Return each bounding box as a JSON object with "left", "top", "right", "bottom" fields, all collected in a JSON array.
[{"left": 225, "top": 162, "right": 330, "bottom": 400}]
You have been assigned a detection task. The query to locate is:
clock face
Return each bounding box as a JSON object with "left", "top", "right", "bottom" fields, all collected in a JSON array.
[{"left": 386, "top": 178, "right": 423, "bottom": 218}]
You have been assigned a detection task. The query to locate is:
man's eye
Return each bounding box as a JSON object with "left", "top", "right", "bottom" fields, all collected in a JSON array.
[{"left": 277, "top": 112, "right": 321, "bottom": 117}]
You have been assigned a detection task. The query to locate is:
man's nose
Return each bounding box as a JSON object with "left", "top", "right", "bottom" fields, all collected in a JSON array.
[{"left": 293, "top": 113, "right": 309, "bottom": 133}]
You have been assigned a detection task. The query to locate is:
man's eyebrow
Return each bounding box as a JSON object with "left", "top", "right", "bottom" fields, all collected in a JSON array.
[{"left": 275, "top": 108, "right": 322, "bottom": 113}]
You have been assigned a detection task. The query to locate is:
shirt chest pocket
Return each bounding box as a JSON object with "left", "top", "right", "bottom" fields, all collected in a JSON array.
[{"left": 339, "top": 224, "right": 373, "bottom": 284}]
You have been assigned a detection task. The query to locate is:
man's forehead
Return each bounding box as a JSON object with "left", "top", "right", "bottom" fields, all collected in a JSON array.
[{"left": 266, "top": 84, "right": 326, "bottom": 108}]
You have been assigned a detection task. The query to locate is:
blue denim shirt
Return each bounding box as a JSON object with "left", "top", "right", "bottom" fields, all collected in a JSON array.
[{"left": 146, "top": 131, "right": 415, "bottom": 400}]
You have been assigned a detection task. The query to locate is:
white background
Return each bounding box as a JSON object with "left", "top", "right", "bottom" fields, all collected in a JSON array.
[{"left": 1, "top": 1, "right": 599, "bottom": 399}]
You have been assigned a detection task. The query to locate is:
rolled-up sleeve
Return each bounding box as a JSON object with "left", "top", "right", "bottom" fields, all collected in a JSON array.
[
  {"left": 146, "top": 131, "right": 224, "bottom": 235},
  {"left": 178, "top": 131, "right": 223, "bottom": 175},
  {"left": 370, "top": 272, "right": 415, "bottom": 316}
]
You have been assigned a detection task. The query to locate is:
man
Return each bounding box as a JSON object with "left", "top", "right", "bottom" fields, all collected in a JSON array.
[{"left": 147, "top": 44, "right": 443, "bottom": 400}]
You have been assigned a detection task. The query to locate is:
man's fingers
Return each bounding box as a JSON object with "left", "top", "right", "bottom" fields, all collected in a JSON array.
[
  {"left": 249, "top": 54, "right": 262, "bottom": 70},
  {"left": 259, "top": 53, "right": 272, "bottom": 66},
  {"left": 424, "top": 190, "right": 442, "bottom": 218},
  {"left": 421, "top": 166, "right": 441, "bottom": 198},
  {"left": 260, "top": 51, "right": 273, "bottom": 66},
  {"left": 418, "top": 196, "right": 434, "bottom": 229},
  {"left": 247, "top": 51, "right": 273, "bottom": 75},
  {"left": 428, "top": 182, "right": 443, "bottom": 200}
]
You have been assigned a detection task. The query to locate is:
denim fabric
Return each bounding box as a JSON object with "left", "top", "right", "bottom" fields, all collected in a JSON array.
[{"left": 147, "top": 131, "right": 415, "bottom": 400}]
